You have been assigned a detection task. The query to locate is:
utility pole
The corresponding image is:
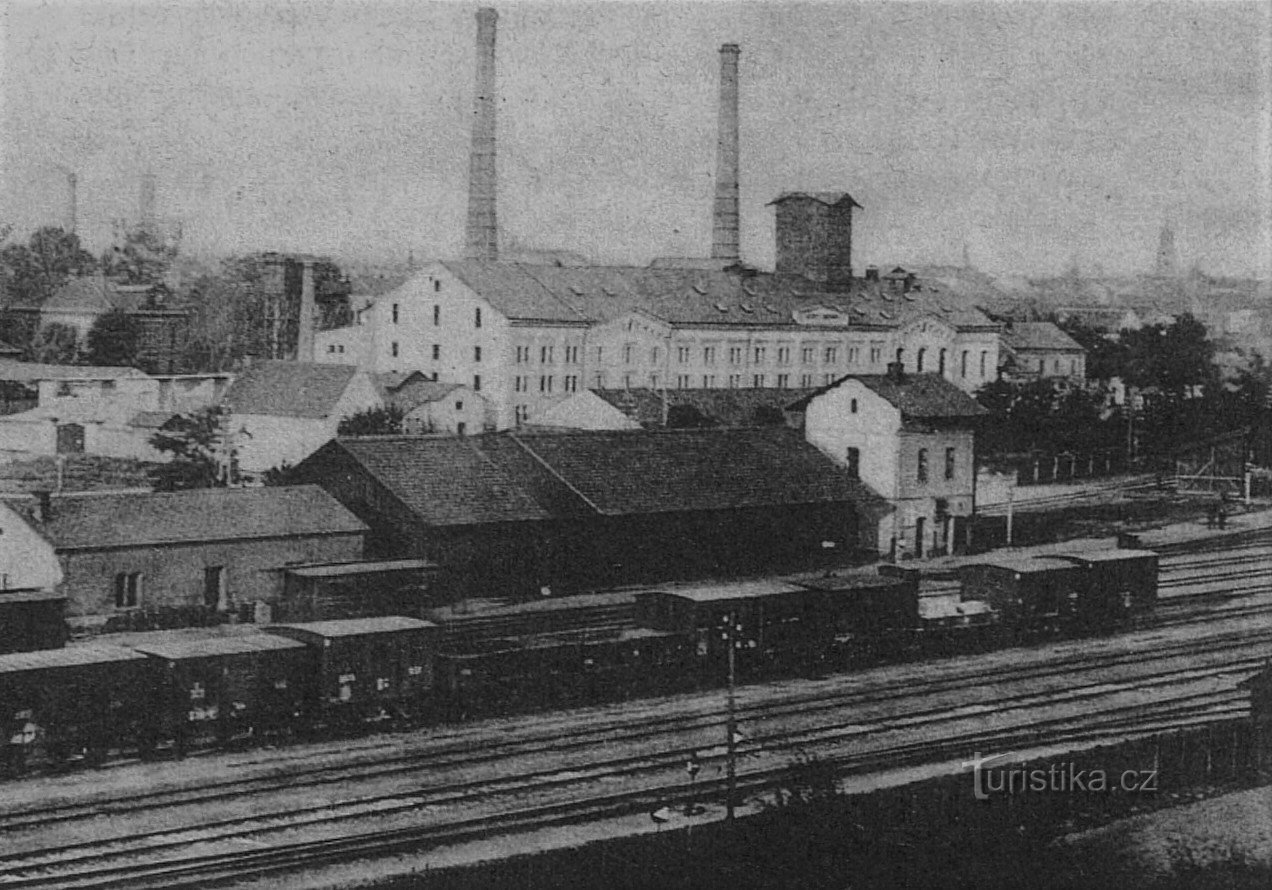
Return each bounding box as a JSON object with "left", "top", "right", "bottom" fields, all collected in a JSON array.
[{"left": 726, "top": 608, "right": 738, "bottom": 822}]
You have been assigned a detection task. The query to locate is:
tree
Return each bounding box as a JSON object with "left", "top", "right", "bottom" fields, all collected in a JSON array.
[
  {"left": 1054, "top": 317, "right": 1128, "bottom": 381},
  {"left": 24, "top": 322, "right": 80, "bottom": 364},
  {"left": 0, "top": 227, "right": 96, "bottom": 306},
  {"left": 337, "top": 405, "right": 405, "bottom": 436},
  {"left": 85, "top": 309, "right": 141, "bottom": 367},
  {"left": 148, "top": 407, "right": 234, "bottom": 491},
  {"left": 101, "top": 223, "right": 179, "bottom": 287}
]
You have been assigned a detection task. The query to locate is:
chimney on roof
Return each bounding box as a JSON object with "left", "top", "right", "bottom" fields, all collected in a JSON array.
[
  {"left": 465, "top": 7, "right": 499, "bottom": 261},
  {"left": 711, "top": 44, "right": 741, "bottom": 263}
]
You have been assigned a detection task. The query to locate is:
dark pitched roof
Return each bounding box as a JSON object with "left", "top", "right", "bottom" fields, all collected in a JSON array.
[
  {"left": 769, "top": 192, "right": 863, "bottom": 209},
  {"left": 387, "top": 380, "right": 466, "bottom": 412},
  {"left": 32, "top": 485, "right": 367, "bottom": 550},
  {"left": 510, "top": 428, "right": 875, "bottom": 516},
  {"left": 593, "top": 387, "right": 818, "bottom": 429},
  {"left": 376, "top": 371, "right": 428, "bottom": 392},
  {"left": 223, "top": 361, "right": 362, "bottom": 419},
  {"left": 1003, "top": 322, "right": 1085, "bottom": 353},
  {"left": 329, "top": 437, "right": 553, "bottom": 526},
  {"left": 317, "top": 428, "right": 881, "bottom": 526},
  {"left": 436, "top": 261, "right": 996, "bottom": 330},
  {"left": 788, "top": 372, "right": 987, "bottom": 420}
]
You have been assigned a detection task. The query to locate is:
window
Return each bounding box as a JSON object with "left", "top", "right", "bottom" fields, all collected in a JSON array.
[
  {"left": 728, "top": 374, "right": 741, "bottom": 388},
  {"left": 823, "top": 373, "right": 834, "bottom": 385},
  {"left": 203, "top": 566, "right": 224, "bottom": 611},
  {"left": 753, "top": 346, "right": 766, "bottom": 364},
  {"left": 702, "top": 374, "right": 716, "bottom": 387},
  {"left": 515, "top": 405, "right": 529, "bottom": 425},
  {"left": 541, "top": 345, "right": 554, "bottom": 364},
  {"left": 850, "top": 398, "right": 858, "bottom": 414},
  {"left": 1070, "top": 359, "right": 1078, "bottom": 375},
  {"left": 515, "top": 376, "right": 526, "bottom": 393},
  {"left": 678, "top": 346, "right": 691, "bottom": 363},
  {"left": 473, "top": 374, "right": 481, "bottom": 391},
  {"left": 848, "top": 347, "right": 860, "bottom": 365},
  {"left": 594, "top": 373, "right": 606, "bottom": 389},
  {"left": 650, "top": 374, "right": 659, "bottom": 388},
  {"left": 777, "top": 374, "right": 789, "bottom": 388},
  {"left": 939, "top": 348, "right": 947, "bottom": 376},
  {"left": 752, "top": 374, "right": 765, "bottom": 388},
  {"left": 432, "top": 344, "right": 440, "bottom": 360},
  {"left": 595, "top": 346, "right": 604, "bottom": 363},
  {"left": 433, "top": 304, "right": 440, "bottom": 325},
  {"left": 455, "top": 401, "right": 464, "bottom": 411},
  {"left": 917, "top": 448, "right": 929, "bottom": 483},
  {"left": 801, "top": 346, "right": 815, "bottom": 364},
  {"left": 475, "top": 307, "right": 482, "bottom": 328},
  {"left": 391, "top": 342, "right": 399, "bottom": 358},
  {"left": 729, "top": 346, "right": 743, "bottom": 365},
  {"left": 327, "top": 344, "right": 335, "bottom": 354},
  {"left": 457, "top": 422, "right": 467, "bottom": 436},
  {"left": 945, "top": 447, "right": 956, "bottom": 480},
  {"left": 846, "top": 447, "right": 860, "bottom": 479},
  {"left": 651, "top": 347, "right": 660, "bottom": 365},
  {"left": 114, "top": 572, "right": 142, "bottom": 609},
  {"left": 392, "top": 303, "right": 400, "bottom": 324},
  {"left": 565, "top": 375, "right": 578, "bottom": 392},
  {"left": 961, "top": 350, "right": 969, "bottom": 378},
  {"left": 870, "top": 344, "right": 883, "bottom": 365},
  {"left": 824, "top": 346, "right": 838, "bottom": 364},
  {"left": 565, "top": 345, "right": 579, "bottom": 364},
  {"left": 539, "top": 375, "right": 549, "bottom": 392},
  {"left": 516, "top": 345, "right": 529, "bottom": 364},
  {"left": 678, "top": 375, "right": 691, "bottom": 389},
  {"left": 916, "top": 348, "right": 926, "bottom": 373},
  {"left": 102, "top": 380, "right": 116, "bottom": 393},
  {"left": 474, "top": 346, "right": 482, "bottom": 362},
  {"left": 703, "top": 346, "right": 717, "bottom": 365},
  {"left": 980, "top": 351, "right": 988, "bottom": 378},
  {"left": 623, "top": 344, "right": 634, "bottom": 364},
  {"left": 800, "top": 374, "right": 813, "bottom": 387},
  {"left": 433, "top": 280, "right": 441, "bottom": 293},
  {"left": 623, "top": 374, "right": 633, "bottom": 389},
  {"left": 777, "top": 346, "right": 791, "bottom": 364}
]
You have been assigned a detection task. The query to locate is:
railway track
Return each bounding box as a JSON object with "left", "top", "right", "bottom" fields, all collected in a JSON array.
[{"left": 0, "top": 661, "right": 1254, "bottom": 889}]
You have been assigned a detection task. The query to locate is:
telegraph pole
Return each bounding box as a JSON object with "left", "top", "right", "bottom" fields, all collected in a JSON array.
[{"left": 726, "top": 608, "right": 738, "bottom": 822}]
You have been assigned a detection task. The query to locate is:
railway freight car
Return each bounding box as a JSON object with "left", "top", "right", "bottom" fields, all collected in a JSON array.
[
  {"left": 958, "top": 557, "right": 1083, "bottom": 641},
  {"left": 125, "top": 632, "right": 312, "bottom": 755},
  {"left": 794, "top": 570, "right": 921, "bottom": 664},
  {"left": 265, "top": 617, "right": 438, "bottom": 726},
  {"left": 1052, "top": 549, "right": 1159, "bottom": 629},
  {"left": 0, "top": 645, "right": 152, "bottom": 775}
]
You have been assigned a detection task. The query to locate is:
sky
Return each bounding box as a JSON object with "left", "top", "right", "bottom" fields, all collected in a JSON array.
[{"left": 1, "top": 1, "right": 1269, "bottom": 276}]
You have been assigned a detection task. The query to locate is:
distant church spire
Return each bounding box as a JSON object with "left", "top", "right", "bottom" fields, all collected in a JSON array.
[{"left": 1155, "top": 221, "right": 1179, "bottom": 277}]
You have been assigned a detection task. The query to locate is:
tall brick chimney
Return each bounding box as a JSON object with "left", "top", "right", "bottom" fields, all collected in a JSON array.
[
  {"left": 711, "top": 44, "right": 741, "bottom": 263},
  {"left": 297, "top": 260, "right": 316, "bottom": 362},
  {"left": 465, "top": 7, "right": 499, "bottom": 261}
]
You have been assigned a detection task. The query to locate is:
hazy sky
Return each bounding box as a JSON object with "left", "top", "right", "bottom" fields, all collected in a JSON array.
[{"left": 2, "top": 1, "right": 1269, "bottom": 276}]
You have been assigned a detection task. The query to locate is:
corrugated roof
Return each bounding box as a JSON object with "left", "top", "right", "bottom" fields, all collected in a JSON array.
[
  {"left": 36, "top": 485, "right": 367, "bottom": 550},
  {"left": 1003, "top": 322, "right": 1086, "bottom": 353},
  {"left": 0, "top": 645, "right": 146, "bottom": 674},
  {"left": 332, "top": 437, "right": 554, "bottom": 526},
  {"left": 223, "top": 361, "right": 361, "bottom": 419},
  {"left": 269, "top": 616, "right": 436, "bottom": 638},
  {"left": 436, "top": 261, "right": 996, "bottom": 330}
]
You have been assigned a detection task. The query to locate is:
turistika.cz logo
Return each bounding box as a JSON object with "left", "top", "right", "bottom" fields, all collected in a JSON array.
[{"left": 964, "top": 752, "right": 1159, "bottom": 801}]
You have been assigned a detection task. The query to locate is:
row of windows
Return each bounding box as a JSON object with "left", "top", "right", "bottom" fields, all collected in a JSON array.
[
  {"left": 842, "top": 447, "right": 958, "bottom": 483},
  {"left": 421, "top": 301, "right": 480, "bottom": 328},
  {"left": 515, "top": 345, "right": 583, "bottom": 364},
  {"left": 114, "top": 567, "right": 230, "bottom": 611},
  {"left": 514, "top": 375, "right": 580, "bottom": 393},
  {"left": 591, "top": 373, "right": 843, "bottom": 391}
]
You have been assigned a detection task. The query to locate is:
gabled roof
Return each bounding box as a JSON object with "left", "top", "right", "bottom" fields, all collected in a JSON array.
[
  {"left": 29, "top": 484, "right": 367, "bottom": 550},
  {"left": 326, "top": 436, "right": 554, "bottom": 526},
  {"left": 388, "top": 380, "right": 467, "bottom": 412},
  {"left": 768, "top": 192, "right": 863, "bottom": 209},
  {"left": 312, "top": 427, "right": 881, "bottom": 526},
  {"left": 593, "top": 387, "right": 818, "bottom": 429},
  {"left": 376, "top": 371, "right": 428, "bottom": 393},
  {"left": 1003, "top": 322, "right": 1086, "bottom": 353},
  {"left": 789, "top": 372, "right": 987, "bottom": 420},
  {"left": 223, "top": 361, "right": 362, "bottom": 419},
  {"left": 433, "top": 261, "right": 996, "bottom": 330}
]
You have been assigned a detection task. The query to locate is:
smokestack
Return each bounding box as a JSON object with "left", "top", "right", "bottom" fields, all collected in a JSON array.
[
  {"left": 465, "top": 7, "right": 499, "bottom": 261},
  {"left": 297, "top": 260, "right": 316, "bottom": 362},
  {"left": 139, "top": 172, "right": 157, "bottom": 230},
  {"left": 65, "top": 171, "right": 78, "bottom": 235},
  {"left": 711, "top": 44, "right": 741, "bottom": 263}
]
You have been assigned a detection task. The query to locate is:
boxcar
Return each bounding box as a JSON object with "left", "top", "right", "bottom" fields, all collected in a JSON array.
[
  {"left": 0, "top": 591, "right": 67, "bottom": 654},
  {"left": 958, "top": 557, "right": 1083, "bottom": 639},
  {"left": 794, "top": 570, "right": 920, "bottom": 663},
  {"left": 636, "top": 579, "right": 833, "bottom": 676},
  {"left": 1052, "top": 549, "right": 1159, "bottom": 628},
  {"left": 0, "top": 645, "right": 151, "bottom": 774},
  {"left": 126, "top": 631, "right": 312, "bottom": 753},
  {"left": 266, "top": 616, "right": 438, "bottom": 725}
]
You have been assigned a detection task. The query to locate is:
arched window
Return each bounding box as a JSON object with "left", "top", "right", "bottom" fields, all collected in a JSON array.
[
  {"left": 917, "top": 448, "right": 928, "bottom": 483},
  {"left": 916, "top": 348, "right": 926, "bottom": 373},
  {"left": 846, "top": 447, "right": 860, "bottom": 479},
  {"left": 938, "top": 348, "right": 947, "bottom": 376},
  {"left": 961, "top": 350, "right": 969, "bottom": 378}
]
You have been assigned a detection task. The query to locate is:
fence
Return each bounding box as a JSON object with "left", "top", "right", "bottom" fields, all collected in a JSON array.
[{"left": 988, "top": 449, "right": 1129, "bottom": 487}]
